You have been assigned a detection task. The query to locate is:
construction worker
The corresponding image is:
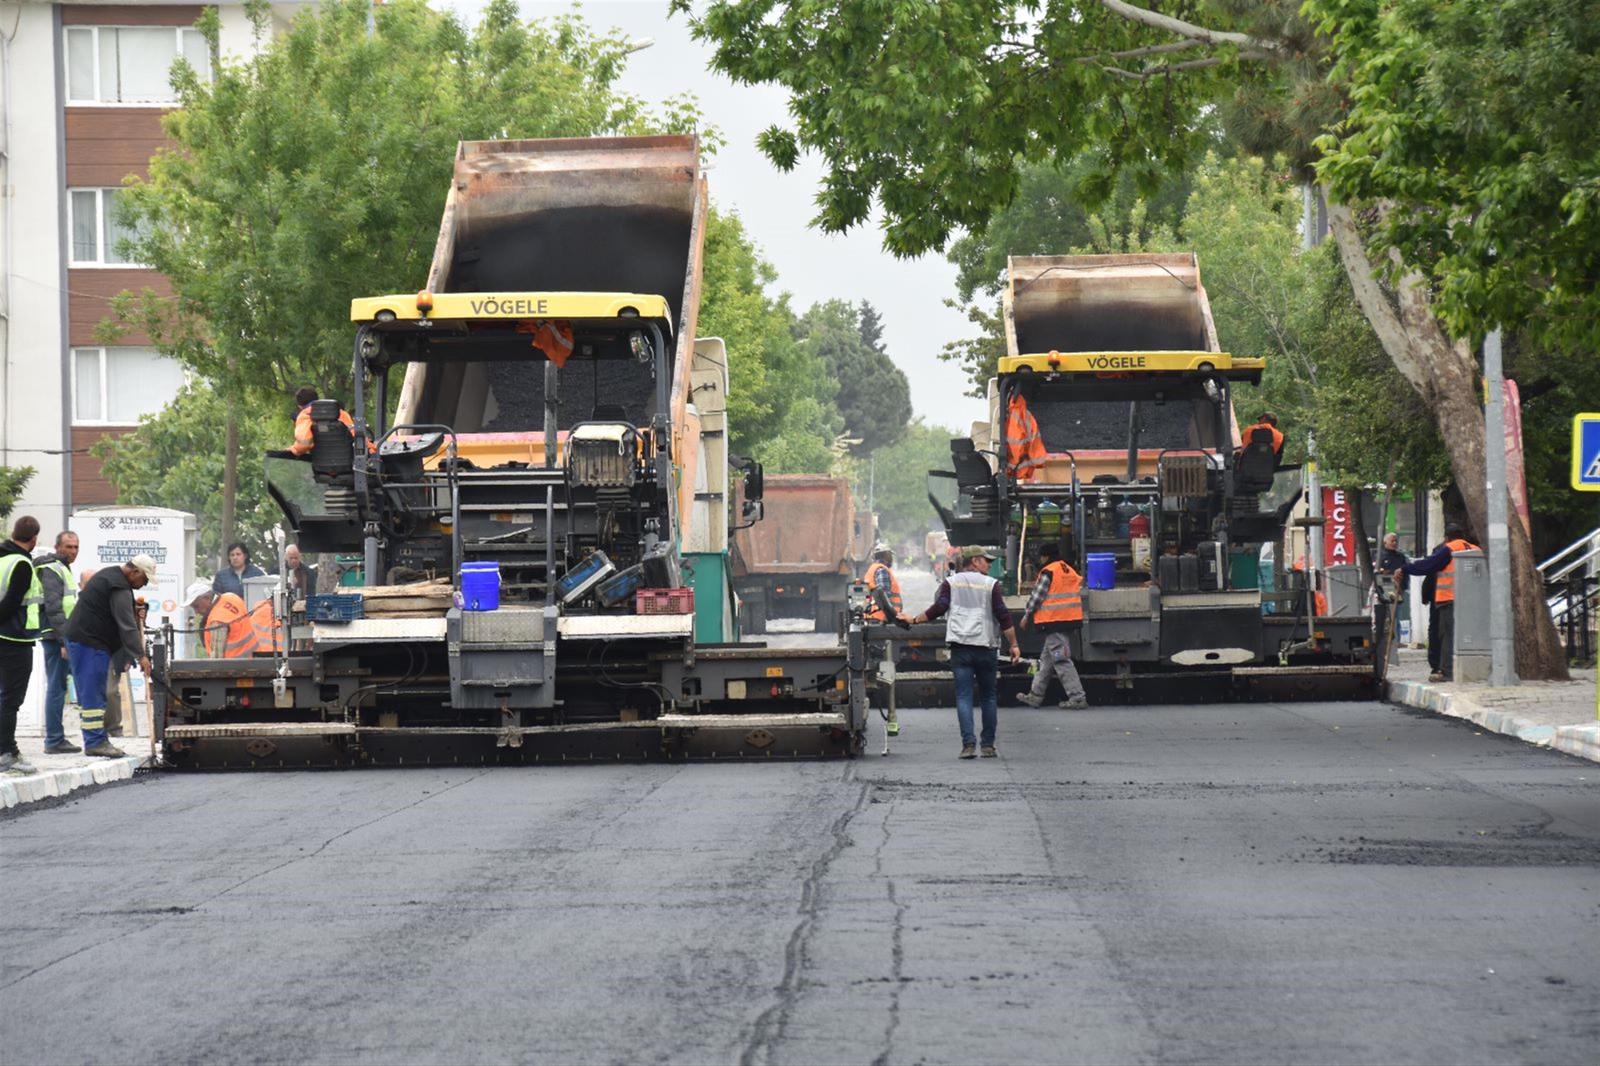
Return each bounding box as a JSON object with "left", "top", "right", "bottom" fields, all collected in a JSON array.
[
  {"left": 288, "top": 386, "right": 365, "bottom": 456},
  {"left": 863, "top": 544, "right": 904, "bottom": 624},
  {"left": 63, "top": 554, "right": 157, "bottom": 758},
  {"left": 1393, "top": 523, "right": 1478, "bottom": 682},
  {"left": 1016, "top": 543, "right": 1088, "bottom": 709},
  {"left": 907, "top": 546, "right": 1022, "bottom": 760},
  {"left": 863, "top": 543, "right": 906, "bottom": 736},
  {"left": 187, "top": 582, "right": 255, "bottom": 658},
  {"left": 1239, "top": 412, "right": 1285, "bottom": 457},
  {"left": 35, "top": 530, "right": 81, "bottom": 753},
  {"left": 1005, "top": 391, "right": 1048, "bottom": 482},
  {"left": 0, "top": 515, "right": 43, "bottom": 773}
]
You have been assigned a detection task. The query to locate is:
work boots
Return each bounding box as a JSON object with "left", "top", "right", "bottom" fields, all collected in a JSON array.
[
  {"left": 1016, "top": 692, "right": 1045, "bottom": 707},
  {"left": 84, "top": 742, "right": 126, "bottom": 759},
  {"left": 958, "top": 744, "right": 976, "bottom": 759}
]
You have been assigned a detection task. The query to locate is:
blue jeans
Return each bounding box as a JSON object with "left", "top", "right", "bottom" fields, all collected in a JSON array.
[
  {"left": 950, "top": 643, "right": 998, "bottom": 747},
  {"left": 40, "top": 638, "right": 71, "bottom": 747},
  {"left": 67, "top": 641, "right": 111, "bottom": 749}
]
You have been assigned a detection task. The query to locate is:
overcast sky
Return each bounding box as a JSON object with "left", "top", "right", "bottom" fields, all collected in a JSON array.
[{"left": 443, "top": 0, "right": 988, "bottom": 432}]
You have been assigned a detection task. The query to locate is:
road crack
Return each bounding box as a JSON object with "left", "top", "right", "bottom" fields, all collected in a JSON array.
[{"left": 739, "top": 767, "right": 868, "bottom": 1066}]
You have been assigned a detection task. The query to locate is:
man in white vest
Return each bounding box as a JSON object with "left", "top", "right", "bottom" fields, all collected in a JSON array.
[{"left": 908, "top": 545, "right": 1021, "bottom": 759}]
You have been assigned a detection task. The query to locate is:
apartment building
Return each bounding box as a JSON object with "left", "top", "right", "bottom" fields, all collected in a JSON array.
[{"left": 0, "top": 1, "right": 302, "bottom": 531}]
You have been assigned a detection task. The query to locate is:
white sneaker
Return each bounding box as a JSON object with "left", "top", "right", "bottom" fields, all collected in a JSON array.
[
  {"left": 1016, "top": 692, "right": 1044, "bottom": 707},
  {"left": 1, "top": 751, "right": 37, "bottom": 774}
]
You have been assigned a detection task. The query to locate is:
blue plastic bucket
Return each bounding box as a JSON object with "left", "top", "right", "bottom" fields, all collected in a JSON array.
[
  {"left": 459, "top": 561, "right": 501, "bottom": 611},
  {"left": 1086, "top": 552, "right": 1117, "bottom": 590}
]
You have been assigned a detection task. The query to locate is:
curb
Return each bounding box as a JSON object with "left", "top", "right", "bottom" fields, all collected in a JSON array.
[
  {"left": 1387, "top": 679, "right": 1600, "bottom": 765},
  {"left": 0, "top": 754, "right": 147, "bottom": 811}
]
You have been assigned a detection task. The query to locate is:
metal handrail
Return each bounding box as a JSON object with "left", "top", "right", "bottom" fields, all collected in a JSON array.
[{"left": 1538, "top": 526, "right": 1600, "bottom": 581}]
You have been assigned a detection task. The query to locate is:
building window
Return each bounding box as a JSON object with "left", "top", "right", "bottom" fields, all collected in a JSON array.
[
  {"left": 68, "top": 188, "right": 148, "bottom": 266},
  {"left": 72, "top": 347, "right": 186, "bottom": 425},
  {"left": 65, "top": 26, "right": 210, "bottom": 104}
]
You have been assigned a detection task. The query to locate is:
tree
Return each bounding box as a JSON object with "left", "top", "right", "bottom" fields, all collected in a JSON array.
[
  {"left": 795, "top": 299, "right": 911, "bottom": 454},
  {"left": 683, "top": 0, "right": 1570, "bottom": 677},
  {"left": 93, "top": 383, "right": 284, "bottom": 564},
  {"left": 859, "top": 418, "right": 959, "bottom": 547},
  {"left": 0, "top": 466, "right": 34, "bottom": 521},
  {"left": 857, "top": 299, "right": 887, "bottom": 355},
  {"left": 112, "top": 0, "right": 688, "bottom": 549}
]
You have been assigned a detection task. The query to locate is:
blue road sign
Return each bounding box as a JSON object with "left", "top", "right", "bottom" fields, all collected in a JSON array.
[{"left": 1575, "top": 413, "right": 1600, "bottom": 492}]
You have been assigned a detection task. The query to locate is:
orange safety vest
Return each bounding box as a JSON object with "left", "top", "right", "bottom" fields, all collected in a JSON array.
[
  {"left": 863, "top": 561, "right": 903, "bottom": 622},
  {"left": 1434, "top": 538, "right": 1479, "bottom": 605},
  {"left": 1242, "top": 421, "right": 1285, "bottom": 455},
  {"left": 1033, "top": 560, "right": 1084, "bottom": 624},
  {"left": 1005, "top": 394, "right": 1048, "bottom": 482},
  {"left": 248, "top": 599, "right": 283, "bottom": 655},
  {"left": 290, "top": 405, "right": 357, "bottom": 456},
  {"left": 203, "top": 593, "right": 255, "bottom": 658},
  {"left": 518, "top": 319, "right": 576, "bottom": 367}
]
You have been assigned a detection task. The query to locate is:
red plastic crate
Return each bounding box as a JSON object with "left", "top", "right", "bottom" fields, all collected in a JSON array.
[{"left": 636, "top": 587, "right": 695, "bottom": 615}]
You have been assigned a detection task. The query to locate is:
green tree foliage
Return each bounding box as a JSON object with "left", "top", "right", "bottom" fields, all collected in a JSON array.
[
  {"left": 795, "top": 299, "right": 911, "bottom": 454},
  {"left": 859, "top": 419, "right": 959, "bottom": 547},
  {"left": 697, "top": 207, "right": 848, "bottom": 472},
  {"left": 1309, "top": 0, "right": 1600, "bottom": 353},
  {"left": 0, "top": 466, "right": 34, "bottom": 521},
  {"left": 92, "top": 383, "right": 284, "bottom": 562}
]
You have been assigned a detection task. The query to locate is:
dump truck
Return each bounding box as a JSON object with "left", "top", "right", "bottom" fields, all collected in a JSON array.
[
  {"left": 153, "top": 137, "right": 873, "bottom": 767},
  {"left": 731, "top": 474, "right": 858, "bottom": 634},
  {"left": 887, "top": 252, "right": 1375, "bottom": 704}
]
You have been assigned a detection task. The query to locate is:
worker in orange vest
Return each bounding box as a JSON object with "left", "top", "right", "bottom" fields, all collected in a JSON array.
[
  {"left": 863, "top": 545, "right": 904, "bottom": 625},
  {"left": 1291, "top": 556, "right": 1330, "bottom": 618},
  {"left": 1392, "top": 523, "right": 1478, "bottom": 682},
  {"left": 1005, "top": 392, "right": 1048, "bottom": 482},
  {"left": 1239, "top": 412, "right": 1285, "bottom": 457},
  {"left": 248, "top": 597, "right": 283, "bottom": 655},
  {"left": 187, "top": 583, "right": 256, "bottom": 658},
  {"left": 1016, "top": 543, "right": 1088, "bottom": 709}
]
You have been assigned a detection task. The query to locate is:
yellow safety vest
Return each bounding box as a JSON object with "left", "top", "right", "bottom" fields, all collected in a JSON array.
[
  {"left": 39, "top": 559, "right": 76, "bottom": 635},
  {"left": 0, "top": 554, "right": 43, "bottom": 642}
]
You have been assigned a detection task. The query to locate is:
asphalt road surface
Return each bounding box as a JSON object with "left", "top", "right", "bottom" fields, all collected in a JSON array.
[{"left": 4, "top": 700, "right": 1597, "bottom": 1065}]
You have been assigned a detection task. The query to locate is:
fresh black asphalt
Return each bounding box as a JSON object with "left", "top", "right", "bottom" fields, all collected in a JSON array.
[{"left": 3, "top": 699, "right": 1597, "bottom": 1065}]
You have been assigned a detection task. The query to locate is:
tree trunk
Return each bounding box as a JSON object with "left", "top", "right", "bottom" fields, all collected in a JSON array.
[
  {"left": 1325, "top": 197, "right": 1568, "bottom": 680},
  {"left": 221, "top": 403, "right": 238, "bottom": 564}
]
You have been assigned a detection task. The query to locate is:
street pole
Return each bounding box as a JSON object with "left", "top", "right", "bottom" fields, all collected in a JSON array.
[{"left": 1483, "top": 329, "right": 1517, "bottom": 687}]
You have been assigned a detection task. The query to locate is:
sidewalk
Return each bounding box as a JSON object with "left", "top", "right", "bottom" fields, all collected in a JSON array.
[
  {"left": 1385, "top": 651, "right": 1600, "bottom": 764},
  {"left": 3, "top": 700, "right": 152, "bottom": 812}
]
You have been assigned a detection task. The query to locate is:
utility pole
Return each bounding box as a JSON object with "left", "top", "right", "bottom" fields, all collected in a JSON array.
[{"left": 1483, "top": 330, "right": 1517, "bottom": 687}]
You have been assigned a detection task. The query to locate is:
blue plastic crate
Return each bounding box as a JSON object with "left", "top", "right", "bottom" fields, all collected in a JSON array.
[{"left": 305, "top": 593, "right": 365, "bottom": 622}]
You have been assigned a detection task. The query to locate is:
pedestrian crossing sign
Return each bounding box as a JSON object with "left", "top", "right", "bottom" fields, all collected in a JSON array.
[{"left": 1574, "top": 413, "right": 1600, "bottom": 492}]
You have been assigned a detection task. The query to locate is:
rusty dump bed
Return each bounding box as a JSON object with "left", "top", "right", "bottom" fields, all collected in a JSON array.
[
  {"left": 1004, "top": 253, "right": 1220, "bottom": 356},
  {"left": 732, "top": 475, "right": 855, "bottom": 576},
  {"left": 396, "top": 136, "right": 705, "bottom": 433}
]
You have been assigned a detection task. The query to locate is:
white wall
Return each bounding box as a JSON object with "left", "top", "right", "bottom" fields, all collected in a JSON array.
[{"left": 0, "top": 2, "right": 68, "bottom": 533}]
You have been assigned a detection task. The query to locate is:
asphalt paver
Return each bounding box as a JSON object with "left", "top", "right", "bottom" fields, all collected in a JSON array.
[{"left": 3, "top": 700, "right": 1597, "bottom": 1065}]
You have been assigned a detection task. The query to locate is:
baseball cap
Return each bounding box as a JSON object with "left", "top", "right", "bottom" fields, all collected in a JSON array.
[
  {"left": 961, "top": 545, "right": 999, "bottom": 561},
  {"left": 128, "top": 554, "right": 158, "bottom": 581},
  {"left": 185, "top": 580, "right": 212, "bottom": 605}
]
